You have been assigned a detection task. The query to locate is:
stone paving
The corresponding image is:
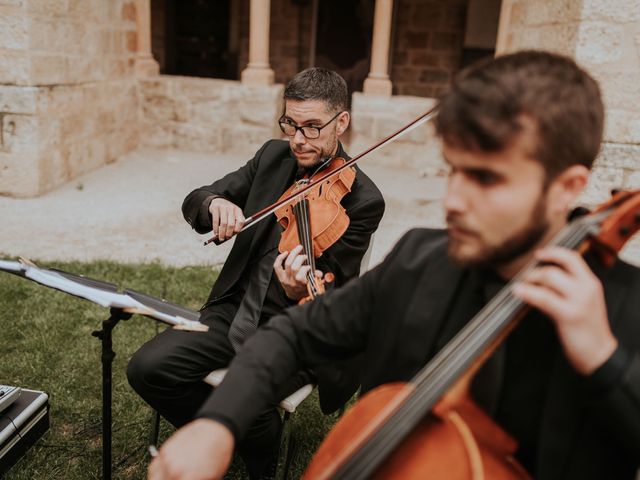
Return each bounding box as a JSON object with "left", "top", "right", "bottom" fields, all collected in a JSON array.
[
  {"left": 0, "top": 148, "right": 447, "bottom": 270},
  {"left": 1, "top": 147, "right": 638, "bottom": 270}
]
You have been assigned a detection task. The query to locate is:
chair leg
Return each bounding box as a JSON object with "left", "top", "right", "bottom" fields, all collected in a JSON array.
[
  {"left": 274, "top": 411, "right": 293, "bottom": 480},
  {"left": 150, "top": 410, "right": 161, "bottom": 448}
]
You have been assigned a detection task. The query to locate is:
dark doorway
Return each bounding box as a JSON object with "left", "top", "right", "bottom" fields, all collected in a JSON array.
[
  {"left": 314, "top": 0, "right": 374, "bottom": 96},
  {"left": 152, "top": 0, "right": 238, "bottom": 79}
]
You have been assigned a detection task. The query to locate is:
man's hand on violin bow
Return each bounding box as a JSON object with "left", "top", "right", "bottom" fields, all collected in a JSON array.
[
  {"left": 512, "top": 247, "right": 618, "bottom": 376},
  {"left": 274, "top": 245, "right": 322, "bottom": 301},
  {"left": 147, "top": 419, "right": 234, "bottom": 480},
  {"left": 209, "top": 198, "right": 245, "bottom": 241}
]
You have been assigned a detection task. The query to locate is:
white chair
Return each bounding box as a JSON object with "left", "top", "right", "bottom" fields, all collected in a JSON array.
[{"left": 203, "top": 369, "right": 314, "bottom": 415}]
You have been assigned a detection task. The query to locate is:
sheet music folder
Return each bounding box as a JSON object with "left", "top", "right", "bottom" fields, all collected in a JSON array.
[{"left": 0, "top": 259, "right": 206, "bottom": 332}]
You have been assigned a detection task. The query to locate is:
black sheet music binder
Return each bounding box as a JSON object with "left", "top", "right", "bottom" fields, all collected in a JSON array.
[{"left": 0, "top": 258, "right": 206, "bottom": 332}]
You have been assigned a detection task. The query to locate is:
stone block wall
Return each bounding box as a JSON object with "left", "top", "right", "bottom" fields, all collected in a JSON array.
[
  {"left": 139, "top": 75, "right": 283, "bottom": 154},
  {"left": 349, "top": 92, "right": 441, "bottom": 172},
  {"left": 390, "top": 0, "right": 468, "bottom": 97},
  {"left": 497, "top": 0, "right": 640, "bottom": 260},
  {"left": 236, "top": 0, "right": 313, "bottom": 85},
  {"left": 0, "top": 0, "right": 140, "bottom": 197}
]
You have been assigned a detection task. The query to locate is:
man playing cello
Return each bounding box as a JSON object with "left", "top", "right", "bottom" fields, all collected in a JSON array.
[
  {"left": 128, "top": 67, "right": 385, "bottom": 479},
  {"left": 149, "top": 51, "right": 640, "bottom": 480}
]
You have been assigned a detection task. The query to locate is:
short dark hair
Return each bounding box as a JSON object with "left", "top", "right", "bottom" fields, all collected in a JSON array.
[
  {"left": 283, "top": 67, "right": 348, "bottom": 113},
  {"left": 435, "top": 50, "right": 604, "bottom": 179}
]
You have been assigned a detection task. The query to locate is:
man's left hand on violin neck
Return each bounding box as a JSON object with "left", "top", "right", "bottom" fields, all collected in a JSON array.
[{"left": 273, "top": 244, "right": 323, "bottom": 301}]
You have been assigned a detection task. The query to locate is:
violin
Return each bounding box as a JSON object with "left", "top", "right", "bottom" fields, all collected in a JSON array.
[
  {"left": 274, "top": 156, "right": 355, "bottom": 302},
  {"left": 201, "top": 107, "right": 436, "bottom": 303},
  {"left": 302, "top": 190, "right": 640, "bottom": 480},
  {"left": 203, "top": 106, "right": 438, "bottom": 248}
]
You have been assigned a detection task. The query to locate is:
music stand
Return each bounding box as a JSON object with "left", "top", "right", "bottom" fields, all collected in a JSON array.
[{"left": 0, "top": 258, "right": 207, "bottom": 480}]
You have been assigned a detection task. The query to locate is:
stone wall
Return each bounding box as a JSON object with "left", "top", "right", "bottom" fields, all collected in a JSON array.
[
  {"left": 497, "top": 0, "right": 640, "bottom": 260},
  {"left": 390, "top": 0, "right": 468, "bottom": 97},
  {"left": 349, "top": 92, "right": 441, "bottom": 172},
  {"left": 236, "top": 0, "right": 313, "bottom": 85},
  {"left": 139, "top": 75, "right": 283, "bottom": 154},
  {"left": 242, "top": 0, "right": 469, "bottom": 93},
  {"left": 0, "top": 0, "right": 140, "bottom": 197}
]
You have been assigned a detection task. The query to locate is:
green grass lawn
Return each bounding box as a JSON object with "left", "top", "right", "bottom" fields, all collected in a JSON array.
[{"left": 0, "top": 259, "right": 337, "bottom": 479}]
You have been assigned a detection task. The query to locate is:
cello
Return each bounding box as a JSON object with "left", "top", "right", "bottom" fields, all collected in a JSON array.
[{"left": 302, "top": 190, "right": 640, "bottom": 479}]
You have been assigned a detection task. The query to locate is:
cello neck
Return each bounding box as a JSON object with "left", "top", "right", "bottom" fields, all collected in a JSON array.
[{"left": 331, "top": 214, "right": 603, "bottom": 479}]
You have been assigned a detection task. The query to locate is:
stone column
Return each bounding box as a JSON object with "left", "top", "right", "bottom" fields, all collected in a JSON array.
[
  {"left": 135, "top": 0, "right": 160, "bottom": 76},
  {"left": 494, "top": 0, "right": 515, "bottom": 55},
  {"left": 241, "top": 0, "right": 275, "bottom": 85},
  {"left": 363, "top": 0, "right": 394, "bottom": 96}
]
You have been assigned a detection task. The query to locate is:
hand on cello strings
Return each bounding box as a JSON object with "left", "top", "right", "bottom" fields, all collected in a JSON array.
[
  {"left": 273, "top": 245, "right": 324, "bottom": 301},
  {"left": 512, "top": 246, "right": 617, "bottom": 375}
]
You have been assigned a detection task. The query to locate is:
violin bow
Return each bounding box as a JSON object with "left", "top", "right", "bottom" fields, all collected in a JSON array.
[{"left": 204, "top": 105, "right": 439, "bottom": 246}]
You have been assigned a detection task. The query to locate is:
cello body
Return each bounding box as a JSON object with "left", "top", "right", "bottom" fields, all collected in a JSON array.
[{"left": 304, "top": 384, "right": 530, "bottom": 480}]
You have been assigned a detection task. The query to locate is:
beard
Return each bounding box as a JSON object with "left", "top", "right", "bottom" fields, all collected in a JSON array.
[
  {"left": 292, "top": 131, "right": 339, "bottom": 169},
  {"left": 447, "top": 194, "right": 550, "bottom": 269}
]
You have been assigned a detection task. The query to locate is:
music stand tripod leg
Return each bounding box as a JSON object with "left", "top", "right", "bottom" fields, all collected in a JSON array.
[{"left": 91, "top": 307, "right": 132, "bottom": 480}]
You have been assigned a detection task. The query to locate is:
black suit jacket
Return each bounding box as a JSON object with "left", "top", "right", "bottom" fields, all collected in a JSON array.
[
  {"left": 200, "top": 229, "right": 640, "bottom": 480},
  {"left": 183, "top": 139, "right": 385, "bottom": 412}
]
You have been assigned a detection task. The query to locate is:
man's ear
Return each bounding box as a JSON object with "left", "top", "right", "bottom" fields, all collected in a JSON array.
[
  {"left": 547, "top": 164, "right": 590, "bottom": 216},
  {"left": 336, "top": 111, "right": 350, "bottom": 136}
]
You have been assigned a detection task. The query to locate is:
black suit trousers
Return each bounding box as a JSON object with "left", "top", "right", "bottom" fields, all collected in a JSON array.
[{"left": 127, "top": 299, "right": 309, "bottom": 478}]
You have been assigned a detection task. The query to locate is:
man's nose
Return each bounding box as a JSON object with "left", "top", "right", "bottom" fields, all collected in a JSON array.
[
  {"left": 292, "top": 129, "right": 306, "bottom": 145},
  {"left": 443, "top": 174, "right": 466, "bottom": 214}
]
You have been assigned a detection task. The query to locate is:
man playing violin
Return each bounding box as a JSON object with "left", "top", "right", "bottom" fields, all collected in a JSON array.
[
  {"left": 149, "top": 52, "right": 640, "bottom": 480},
  {"left": 128, "top": 67, "right": 385, "bottom": 479}
]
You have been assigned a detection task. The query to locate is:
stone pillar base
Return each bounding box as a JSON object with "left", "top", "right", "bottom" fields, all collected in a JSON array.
[
  {"left": 135, "top": 54, "right": 160, "bottom": 76},
  {"left": 363, "top": 77, "right": 393, "bottom": 96},
  {"left": 241, "top": 66, "right": 275, "bottom": 86}
]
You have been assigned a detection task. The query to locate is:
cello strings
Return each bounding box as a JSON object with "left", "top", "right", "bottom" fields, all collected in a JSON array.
[
  {"left": 352, "top": 219, "right": 596, "bottom": 474},
  {"left": 363, "top": 222, "right": 591, "bottom": 456},
  {"left": 335, "top": 223, "right": 589, "bottom": 478},
  {"left": 335, "top": 219, "right": 599, "bottom": 478},
  {"left": 411, "top": 218, "right": 597, "bottom": 389}
]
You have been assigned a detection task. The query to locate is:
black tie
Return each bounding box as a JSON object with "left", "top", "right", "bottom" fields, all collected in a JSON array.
[{"left": 228, "top": 226, "right": 281, "bottom": 351}]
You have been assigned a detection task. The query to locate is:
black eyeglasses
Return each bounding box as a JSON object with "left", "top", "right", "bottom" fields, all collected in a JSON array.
[{"left": 278, "top": 111, "right": 343, "bottom": 139}]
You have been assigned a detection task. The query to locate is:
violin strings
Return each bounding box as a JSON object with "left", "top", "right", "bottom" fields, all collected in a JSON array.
[
  {"left": 293, "top": 196, "right": 318, "bottom": 297},
  {"left": 334, "top": 219, "right": 597, "bottom": 478},
  {"left": 300, "top": 198, "right": 318, "bottom": 295}
]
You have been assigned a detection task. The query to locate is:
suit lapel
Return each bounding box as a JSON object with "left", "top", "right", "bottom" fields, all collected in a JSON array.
[
  {"left": 247, "top": 151, "right": 298, "bottom": 256},
  {"left": 393, "top": 249, "right": 465, "bottom": 380}
]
